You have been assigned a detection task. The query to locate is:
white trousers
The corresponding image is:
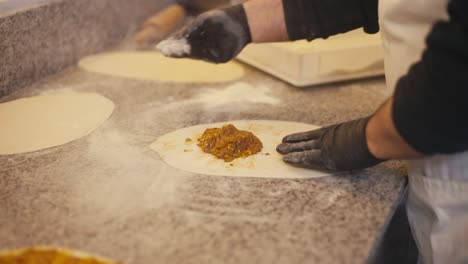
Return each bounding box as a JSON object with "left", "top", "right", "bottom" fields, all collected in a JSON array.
[{"left": 407, "top": 151, "right": 468, "bottom": 264}]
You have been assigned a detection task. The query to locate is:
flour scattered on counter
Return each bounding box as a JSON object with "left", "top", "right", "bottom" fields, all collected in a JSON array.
[
  {"left": 39, "top": 87, "right": 76, "bottom": 95},
  {"left": 158, "top": 82, "right": 281, "bottom": 111},
  {"left": 70, "top": 126, "right": 187, "bottom": 224},
  {"left": 196, "top": 82, "right": 281, "bottom": 107}
]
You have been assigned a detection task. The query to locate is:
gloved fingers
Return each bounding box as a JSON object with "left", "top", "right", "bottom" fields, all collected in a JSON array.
[
  {"left": 184, "top": 11, "right": 242, "bottom": 63},
  {"left": 282, "top": 127, "right": 326, "bottom": 143},
  {"left": 157, "top": 3, "right": 251, "bottom": 63},
  {"left": 276, "top": 140, "right": 319, "bottom": 154},
  {"left": 156, "top": 11, "right": 228, "bottom": 62},
  {"left": 282, "top": 150, "right": 325, "bottom": 169},
  {"left": 186, "top": 34, "right": 224, "bottom": 62}
]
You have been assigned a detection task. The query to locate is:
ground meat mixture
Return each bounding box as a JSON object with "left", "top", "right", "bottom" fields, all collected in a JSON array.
[{"left": 197, "top": 124, "right": 263, "bottom": 162}]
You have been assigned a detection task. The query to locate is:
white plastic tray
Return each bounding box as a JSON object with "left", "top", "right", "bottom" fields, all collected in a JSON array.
[{"left": 237, "top": 30, "right": 385, "bottom": 87}]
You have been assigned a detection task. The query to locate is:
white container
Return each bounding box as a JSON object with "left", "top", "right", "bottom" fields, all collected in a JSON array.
[{"left": 237, "top": 29, "right": 385, "bottom": 87}]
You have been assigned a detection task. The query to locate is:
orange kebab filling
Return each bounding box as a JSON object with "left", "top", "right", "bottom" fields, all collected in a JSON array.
[{"left": 197, "top": 124, "right": 263, "bottom": 162}]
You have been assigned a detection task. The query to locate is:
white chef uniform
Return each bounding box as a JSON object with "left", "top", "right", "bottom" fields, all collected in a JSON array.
[{"left": 380, "top": 0, "right": 468, "bottom": 263}]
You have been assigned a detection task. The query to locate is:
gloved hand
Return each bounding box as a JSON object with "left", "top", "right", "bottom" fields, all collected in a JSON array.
[
  {"left": 276, "top": 117, "right": 383, "bottom": 171},
  {"left": 156, "top": 4, "right": 252, "bottom": 63}
]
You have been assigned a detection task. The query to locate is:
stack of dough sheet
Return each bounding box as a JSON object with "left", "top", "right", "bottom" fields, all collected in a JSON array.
[{"left": 237, "top": 29, "right": 384, "bottom": 87}]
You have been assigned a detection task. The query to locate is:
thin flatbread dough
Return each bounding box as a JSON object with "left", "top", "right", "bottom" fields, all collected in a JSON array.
[
  {"left": 79, "top": 51, "right": 245, "bottom": 83},
  {"left": 0, "top": 247, "right": 120, "bottom": 264},
  {"left": 150, "top": 120, "right": 333, "bottom": 179},
  {"left": 0, "top": 93, "right": 114, "bottom": 155}
]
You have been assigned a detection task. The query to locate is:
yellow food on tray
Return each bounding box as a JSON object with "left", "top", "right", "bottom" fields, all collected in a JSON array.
[{"left": 0, "top": 247, "right": 121, "bottom": 264}]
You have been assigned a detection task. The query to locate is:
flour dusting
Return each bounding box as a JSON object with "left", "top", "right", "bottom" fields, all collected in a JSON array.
[
  {"left": 69, "top": 125, "right": 187, "bottom": 225},
  {"left": 158, "top": 82, "right": 281, "bottom": 112},
  {"left": 156, "top": 38, "right": 191, "bottom": 57},
  {"left": 196, "top": 82, "right": 281, "bottom": 107}
]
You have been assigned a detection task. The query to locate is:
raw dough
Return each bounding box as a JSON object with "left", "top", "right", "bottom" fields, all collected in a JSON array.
[
  {"left": 0, "top": 247, "right": 119, "bottom": 264},
  {"left": 79, "top": 51, "right": 244, "bottom": 83},
  {"left": 0, "top": 93, "right": 114, "bottom": 155},
  {"left": 150, "top": 120, "right": 333, "bottom": 179}
]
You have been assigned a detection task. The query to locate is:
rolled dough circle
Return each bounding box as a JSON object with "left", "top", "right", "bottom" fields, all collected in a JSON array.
[
  {"left": 0, "top": 93, "right": 114, "bottom": 155},
  {"left": 78, "top": 51, "right": 245, "bottom": 83},
  {"left": 150, "top": 120, "right": 333, "bottom": 179},
  {"left": 0, "top": 247, "right": 120, "bottom": 264}
]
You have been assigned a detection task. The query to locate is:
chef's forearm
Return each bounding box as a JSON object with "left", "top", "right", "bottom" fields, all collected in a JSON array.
[
  {"left": 282, "top": 0, "right": 379, "bottom": 41},
  {"left": 366, "top": 98, "right": 422, "bottom": 160},
  {"left": 243, "top": 0, "right": 379, "bottom": 43},
  {"left": 243, "top": 0, "right": 289, "bottom": 42},
  {"left": 391, "top": 0, "right": 468, "bottom": 155}
]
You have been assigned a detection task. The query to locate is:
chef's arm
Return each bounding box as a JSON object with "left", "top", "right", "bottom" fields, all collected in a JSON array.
[
  {"left": 307, "top": 19, "right": 468, "bottom": 163},
  {"left": 386, "top": 0, "right": 468, "bottom": 155},
  {"left": 246, "top": 0, "right": 379, "bottom": 42},
  {"left": 158, "top": 0, "right": 378, "bottom": 62},
  {"left": 157, "top": 0, "right": 289, "bottom": 62},
  {"left": 244, "top": 0, "right": 289, "bottom": 42},
  {"left": 370, "top": 0, "right": 468, "bottom": 158},
  {"left": 282, "top": 0, "right": 378, "bottom": 41},
  {"left": 366, "top": 98, "right": 422, "bottom": 160},
  {"left": 275, "top": 97, "right": 422, "bottom": 172},
  {"left": 276, "top": 0, "right": 468, "bottom": 171}
]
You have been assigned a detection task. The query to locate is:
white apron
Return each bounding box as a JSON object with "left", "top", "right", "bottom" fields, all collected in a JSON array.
[{"left": 379, "top": 0, "right": 468, "bottom": 263}]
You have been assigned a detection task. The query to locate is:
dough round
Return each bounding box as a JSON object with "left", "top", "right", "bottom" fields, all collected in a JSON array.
[
  {"left": 151, "top": 120, "right": 333, "bottom": 179},
  {"left": 0, "top": 247, "right": 119, "bottom": 264},
  {"left": 0, "top": 93, "right": 114, "bottom": 155},
  {"left": 79, "top": 51, "right": 245, "bottom": 83}
]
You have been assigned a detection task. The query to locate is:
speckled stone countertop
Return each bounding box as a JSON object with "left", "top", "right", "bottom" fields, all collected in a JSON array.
[
  {"left": 0, "top": 0, "right": 49, "bottom": 14},
  {"left": 0, "top": 48, "right": 406, "bottom": 264},
  {"left": 0, "top": 0, "right": 166, "bottom": 96}
]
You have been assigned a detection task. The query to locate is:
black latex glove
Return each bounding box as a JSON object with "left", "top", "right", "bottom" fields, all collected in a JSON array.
[
  {"left": 276, "top": 117, "right": 383, "bottom": 171},
  {"left": 177, "top": 0, "right": 232, "bottom": 13},
  {"left": 156, "top": 4, "right": 251, "bottom": 63}
]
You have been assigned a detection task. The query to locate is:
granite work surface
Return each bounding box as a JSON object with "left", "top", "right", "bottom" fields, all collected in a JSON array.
[
  {"left": 0, "top": 0, "right": 46, "bottom": 14},
  {"left": 0, "top": 56, "right": 405, "bottom": 264},
  {"left": 0, "top": 0, "right": 50, "bottom": 14},
  {"left": 0, "top": 0, "right": 166, "bottom": 96}
]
